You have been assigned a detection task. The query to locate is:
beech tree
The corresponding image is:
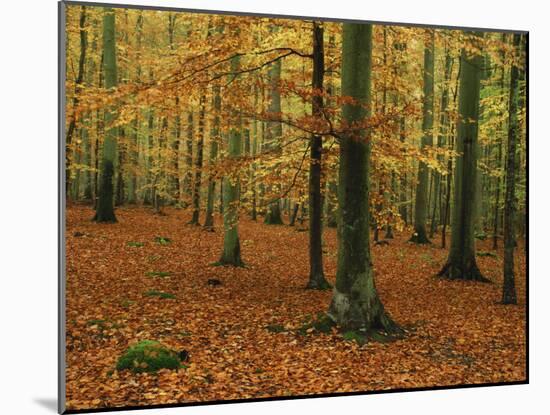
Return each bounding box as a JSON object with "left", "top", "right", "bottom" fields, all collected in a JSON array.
[
  {"left": 327, "top": 23, "right": 400, "bottom": 334},
  {"left": 438, "top": 32, "right": 488, "bottom": 282},
  {"left": 217, "top": 53, "right": 244, "bottom": 266},
  {"left": 306, "top": 22, "right": 330, "bottom": 290},
  {"left": 93, "top": 8, "right": 118, "bottom": 223},
  {"left": 410, "top": 30, "right": 434, "bottom": 244},
  {"left": 502, "top": 33, "right": 523, "bottom": 304}
]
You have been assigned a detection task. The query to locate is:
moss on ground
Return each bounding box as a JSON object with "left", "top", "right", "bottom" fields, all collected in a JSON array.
[{"left": 116, "top": 340, "right": 182, "bottom": 373}]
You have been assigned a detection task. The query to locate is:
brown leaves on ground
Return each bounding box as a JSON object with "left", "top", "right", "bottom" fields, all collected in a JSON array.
[{"left": 65, "top": 205, "right": 526, "bottom": 411}]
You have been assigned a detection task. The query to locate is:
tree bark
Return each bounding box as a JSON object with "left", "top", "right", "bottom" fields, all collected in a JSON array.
[
  {"left": 189, "top": 94, "right": 206, "bottom": 225},
  {"left": 66, "top": 6, "right": 88, "bottom": 200},
  {"left": 93, "top": 8, "right": 117, "bottom": 223},
  {"left": 439, "top": 33, "right": 488, "bottom": 282},
  {"left": 410, "top": 30, "right": 434, "bottom": 244},
  {"left": 306, "top": 22, "right": 330, "bottom": 290},
  {"left": 502, "top": 34, "right": 523, "bottom": 304},
  {"left": 217, "top": 54, "right": 244, "bottom": 266},
  {"left": 204, "top": 84, "right": 221, "bottom": 230},
  {"left": 327, "top": 23, "right": 400, "bottom": 334}
]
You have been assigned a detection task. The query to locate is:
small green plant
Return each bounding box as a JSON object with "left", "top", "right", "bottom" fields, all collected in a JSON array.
[
  {"left": 116, "top": 340, "right": 182, "bottom": 373},
  {"left": 127, "top": 241, "right": 144, "bottom": 247},
  {"left": 144, "top": 290, "right": 176, "bottom": 299},
  {"left": 146, "top": 271, "right": 171, "bottom": 278},
  {"left": 154, "top": 236, "right": 172, "bottom": 245},
  {"left": 120, "top": 298, "right": 135, "bottom": 309}
]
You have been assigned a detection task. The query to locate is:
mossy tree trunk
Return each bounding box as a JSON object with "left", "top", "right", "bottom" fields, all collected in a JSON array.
[
  {"left": 502, "top": 34, "right": 523, "bottom": 304},
  {"left": 306, "top": 22, "right": 330, "bottom": 290},
  {"left": 439, "top": 33, "right": 488, "bottom": 282},
  {"left": 93, "top": 8, "right": 117, "bottom": 223},
  {"left": 218, "top": 54, "right": 244, "bottom": 266},
  {"left": 410, "top": 30, "right": 434, "bottom": 243},
  {"left": 327, "top": 23, "right": 399, "bottom": 334}
]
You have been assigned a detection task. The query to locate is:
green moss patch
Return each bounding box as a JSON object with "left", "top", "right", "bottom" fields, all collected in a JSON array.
[
  {"left": 127, "top": 241, "right": 144, "bottom": 247},
  {"left": 297, "top": 314, "right": 336, "bottom": 335},
  {"left": 266, "top": 324, "right": 286, "bottom": 333},
  {"left": 144, "top": 290, "right": 176, "bottom": 299},
  {"left": 146, "top": 271, "right": 171, "bottom": 278},
  {"left": 116, "top": 340, "right": 182, "bottom": 373},
  {"left": 154, "top": 236, "right": 172, "bottom": 245},
  {"left": 342, "top": 330, "right": 367, "bottom": 345}
]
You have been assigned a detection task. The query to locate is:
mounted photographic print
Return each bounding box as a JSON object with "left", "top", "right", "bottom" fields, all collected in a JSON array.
[{"left": 59, "top": 0, "right": 528, "bottom": 412}]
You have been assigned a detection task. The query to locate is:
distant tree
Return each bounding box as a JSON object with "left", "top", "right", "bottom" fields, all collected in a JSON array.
[
  {"left": 502, "top": 34, "right": 524, "bottom": 304},
  {"left": 410, "top": 30, "right": 434, "bottom": 244}
]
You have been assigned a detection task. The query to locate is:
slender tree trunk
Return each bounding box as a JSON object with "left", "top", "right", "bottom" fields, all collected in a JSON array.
[
  {"left": 439, "top": 33, "right": 488, "bottom": 282},
  {"left": 66, "top": 6, "right": 88, "bottom": 200},
  {"left": 189, "top": 94, "right": 206, "bottom": 224},
  {"left": 93, "top": 8, "right": 117, "bottom": 223},
  {"left": 430, "top": 51, "right": 453, "bottom": 238},
  {"left": 183, "top": 112, "right": 194, "bottom": 207},
  {"left": 217, "top": 54, "right": 244, "bottom": 266},
  {"left": 127, "top": 11, "right": 143, "bottom": 204},
  {"left": 502, "top": 34, "right": 523, "bottom": 304},
  {"left": 410, "top": 31, "right": 434, "bottom": 243},
  {"left": 306, "top": 22, "right": 330, "bottom": 290},
  {"left": 204, "top": 84, "right": 221, "bottom": 230},
  {"left": 327, "top": 23, "right": 400, "bottom": 334},
  {"left": 250, "top": 85, "right": 259, "bottom": 221},
  {"left": 263, "top": 34, "right": 284, "bottom": 225},
  {"left": 115, "top": 127, "right": 125, "bottom": 206}
]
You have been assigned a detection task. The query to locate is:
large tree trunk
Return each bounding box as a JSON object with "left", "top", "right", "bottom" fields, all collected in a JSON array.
[
  {"left": 502, "top": 34, "right": 523, "bottom": 304},
  {"left": 93, "top": 8, "right": 117, "bottom": 223},
  {"left": 217, "top": 55, "right": 244, "bottom": 266},
  {"left": 410, "top": 31, "right": 434, "bottom": 244},
  {"left": 439, "top": 33, "right": 488, "bottom": 282},
  {"left": 327, "top": 23, "right": 399, "bottom": 335},
  {"left": 306, "top": 22, "right": 330, "bottom": 290}
]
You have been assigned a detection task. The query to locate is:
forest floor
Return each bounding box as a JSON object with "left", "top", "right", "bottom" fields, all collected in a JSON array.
[{"left": 65, "top": 205, "right": 527, "bottom": 411}]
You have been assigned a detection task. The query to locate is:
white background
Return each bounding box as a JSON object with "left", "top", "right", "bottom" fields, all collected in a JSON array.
[{"left": 0, "top": 0, "right": 545, "bottom": 414}]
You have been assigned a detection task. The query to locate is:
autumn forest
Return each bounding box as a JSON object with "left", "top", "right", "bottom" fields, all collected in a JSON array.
[{"left": 63, "top": 3, "right": 527, "bottom": 411}]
